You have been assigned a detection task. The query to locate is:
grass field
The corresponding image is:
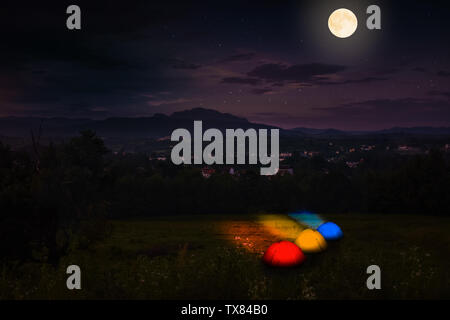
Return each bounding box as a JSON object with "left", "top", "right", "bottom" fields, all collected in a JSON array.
[{"left": 1, "top": 214, "right": 450, "bottom": 299}]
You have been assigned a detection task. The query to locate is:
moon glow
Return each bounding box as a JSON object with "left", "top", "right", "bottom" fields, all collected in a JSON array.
[{"left": 328, "top": 8, "right": 358, "bottom": 38}]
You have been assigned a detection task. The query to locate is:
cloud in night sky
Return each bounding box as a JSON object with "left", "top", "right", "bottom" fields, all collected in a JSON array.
[
  {"left": 166, "top": 58, "right": 202, "bottom": 70},
  {"left": 322, "top": 98, "right": 450, "bottom": 117},
  {"left": 319, "top": 76, "right": 389, "bottom": 86},
  {"left": 251, "top": 88, "right": 274, "bottom": 95},
  {"left": 250, "top": 98, "right": 450, "bottom": 130},
  {"left": 219, "top": 52, "right": 256, "bottom": 63},
  {"left": 437, "top": 71, "right": 450, "bottom": 77},
  {"left": 246, "top": 63, "right": 347, "bottom": 84},
  {"left": 221, "top": 77, "right": 261, "bottom": 85},
  {"left": 0, "top": 0, "right": 449, "bottom": 130},
  {"left": 315, "top": 98, "right": 450, "bottom": 129},
  {"left": 412, "top": 67, "right": 427, "bottom": 73},
  {"left": 428, "top": 90, "right": 450, "bottom": 99}
]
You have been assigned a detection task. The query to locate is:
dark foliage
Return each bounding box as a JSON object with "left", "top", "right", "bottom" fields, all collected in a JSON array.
[{"left": 1, "top": 132, "right": 449, "bottom": 262}]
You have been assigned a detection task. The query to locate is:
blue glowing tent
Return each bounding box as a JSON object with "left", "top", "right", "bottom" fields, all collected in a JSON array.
[
  {"left": 317, "top": 222, "right": 343, "bottom": 240},
  {"left": 288, "top": 211, "right": 324, "bottom": 229}
]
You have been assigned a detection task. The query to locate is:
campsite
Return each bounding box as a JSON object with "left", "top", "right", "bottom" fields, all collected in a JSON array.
[{"left": 2, "top": 213, "right": 449, "bottom": 299}]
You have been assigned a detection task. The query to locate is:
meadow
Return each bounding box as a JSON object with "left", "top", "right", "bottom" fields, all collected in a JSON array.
[{"left": 1, "top": 213, "right": 450, "bottom": 300}]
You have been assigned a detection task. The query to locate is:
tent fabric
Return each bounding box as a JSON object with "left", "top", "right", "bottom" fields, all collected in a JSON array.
[
  {"left": 295, "top": 229, "right": 327, "bottom": 253},
  {"left": 262, "top": 241, "right": 306, "bottom": 267},
  {"left": 288, "top": 211, "right": 324, "bottom": 229},
  {"left": 317, "top": 222, "right": 343, "bottom": 240}
]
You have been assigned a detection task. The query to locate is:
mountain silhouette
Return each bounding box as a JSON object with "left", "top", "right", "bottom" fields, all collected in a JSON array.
[
  {"left": 0, "top": 108, "right": 278, "bottom": 139},
  {"left": 1, "top": 108, "right": 449, "bottom": 139}
]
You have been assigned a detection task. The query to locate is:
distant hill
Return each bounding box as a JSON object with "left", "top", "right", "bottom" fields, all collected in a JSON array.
[
  {"left": 291, "top": 127, "right": 348, "bottom": 136},
  {"left": 1, "top": 109, "right": 449, "bottom": 140},
  {"left": 0, "top": 108, "right": 278, "bottom": 139},
  {"left": 375, "top": 127, "right": 450, "bottom": 135},
  {"left": 292, "top": 126, "right": 450, "bottom": 136}
]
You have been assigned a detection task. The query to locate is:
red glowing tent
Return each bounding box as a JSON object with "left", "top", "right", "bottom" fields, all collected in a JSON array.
[{"left": 262, "top": 241, "right": 306, "bottom": 267}]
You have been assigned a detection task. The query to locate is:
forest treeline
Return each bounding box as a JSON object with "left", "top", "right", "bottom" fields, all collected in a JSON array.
[{"left": 1, "top": 130, "right": 449, "bottom": 262}]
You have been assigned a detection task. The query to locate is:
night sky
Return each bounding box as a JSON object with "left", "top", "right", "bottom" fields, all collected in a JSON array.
[{"left": 1, "top": 0, "right": 450, "bottom": 130}]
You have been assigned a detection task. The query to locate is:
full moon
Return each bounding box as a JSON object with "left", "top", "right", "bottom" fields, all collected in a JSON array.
[{"left": 328, "top": 8, "right": 358, "bottom": 38}]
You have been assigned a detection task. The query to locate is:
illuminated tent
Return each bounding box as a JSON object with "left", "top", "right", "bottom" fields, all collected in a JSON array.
[
  {"left": 262, "top": 241, "right": 306, "bottom": 267},
  {"left": 317, "top": 222, "right": 343, "bottom": 241},
  {"left": 288, "top": 211, "right": 324, "bottom": 229},
  {"left": 295, "top": 229, "right": 327, "bottom": 253}
]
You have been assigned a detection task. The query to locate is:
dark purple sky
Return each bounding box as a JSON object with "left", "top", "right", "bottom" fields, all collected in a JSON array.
[{"left": 1, "top": 0, "right": 449, "bottom": 130}]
